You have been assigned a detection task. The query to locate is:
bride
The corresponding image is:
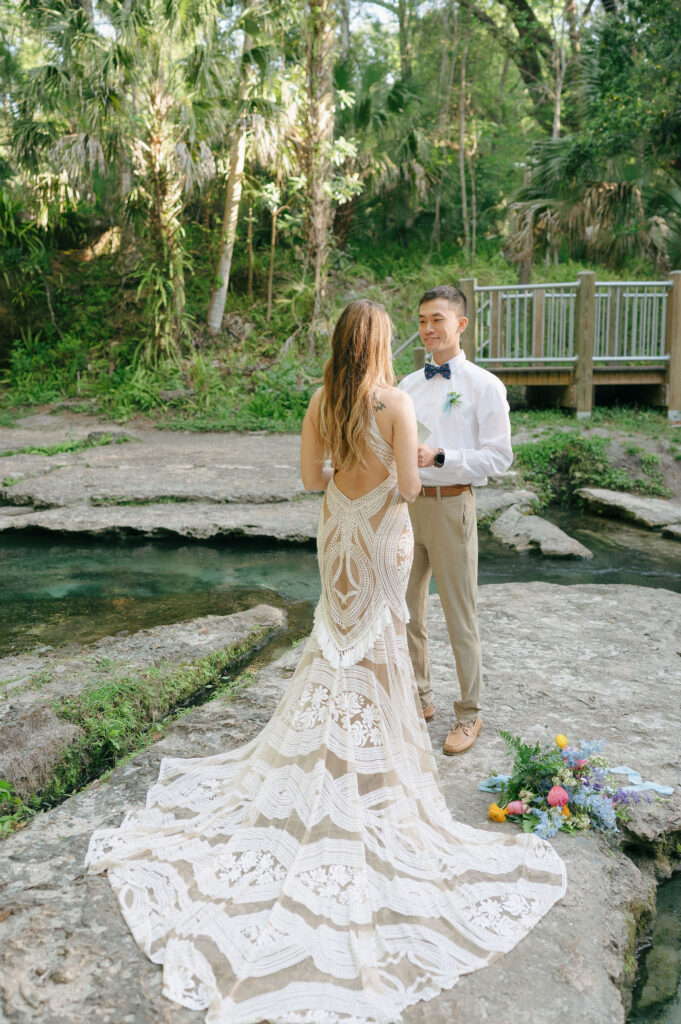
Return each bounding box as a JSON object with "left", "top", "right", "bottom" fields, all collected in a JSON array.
[{"left": 86, "top": 299, "right": 567, "bottom": 1024}]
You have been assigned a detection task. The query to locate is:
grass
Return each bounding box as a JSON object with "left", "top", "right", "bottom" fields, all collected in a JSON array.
[
  {"left": 510, "top": 406, "right": 679, "bottom": 444},
  {"left": 25, "top": 669, "right": 53, "bottom": 691},
  {"left": 513, "top": 429, "right": 671, "bottom": 506},
  {"left": 2, "top": 475, "right": 21, "bottom": 487},
  {"left": 90, "top": 495, "right": 190, "bottom": 507},
  {"left": 0, "top": 623, "right": 277, "bottom": 836},
  {"left": 0, "top": 433, "right": 129, "bottom": 458},
  {"left": 0, "top": 779, "right": 36, "bottom": 838}
]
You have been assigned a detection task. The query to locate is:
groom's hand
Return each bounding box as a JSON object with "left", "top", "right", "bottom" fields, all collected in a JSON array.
[{"left": 418, "top": 444, "right": 437, "bottom": 468}]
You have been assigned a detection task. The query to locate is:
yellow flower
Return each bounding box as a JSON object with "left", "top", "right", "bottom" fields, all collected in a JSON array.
[
  {"left": 488, "top": 802, "right": 507, "bottom": 822},
  {"left": 555, "top": 734, "right": 568, "bottom": 749},
  {"left": 562, "top": 805, "right": 571, "bottom": 819}
]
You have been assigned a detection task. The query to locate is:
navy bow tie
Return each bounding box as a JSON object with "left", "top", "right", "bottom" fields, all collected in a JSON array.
[{"left": 424, "top": 362, "right": 451, "bottom": 380}]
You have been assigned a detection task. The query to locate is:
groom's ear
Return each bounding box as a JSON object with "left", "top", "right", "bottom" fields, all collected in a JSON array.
[{"left": 459, "top": 316, "right": 469, "bottom": 332}]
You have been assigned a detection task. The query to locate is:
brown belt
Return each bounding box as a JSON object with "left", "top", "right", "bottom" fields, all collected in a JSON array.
[{"left": 419, "top": 484, "right": 472, "bottom": 498}]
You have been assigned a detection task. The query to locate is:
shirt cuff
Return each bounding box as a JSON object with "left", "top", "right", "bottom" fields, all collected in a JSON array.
[{"left": 443, "top": 448, "right": 463, "bottom": 469}]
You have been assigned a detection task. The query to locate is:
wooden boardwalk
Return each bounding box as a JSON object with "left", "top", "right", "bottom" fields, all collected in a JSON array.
[{"left": 397, "top": 271, "right": 681, "bottom": 419}]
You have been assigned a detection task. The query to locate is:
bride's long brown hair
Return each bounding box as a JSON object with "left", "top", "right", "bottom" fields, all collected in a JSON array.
[{"left": 318, "top": 299, "right": 394, "bottom": 471}]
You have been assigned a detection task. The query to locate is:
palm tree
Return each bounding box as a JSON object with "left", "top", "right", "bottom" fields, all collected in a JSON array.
[{"left": 12, "top": 0, "right": 231, "bottom": 360}]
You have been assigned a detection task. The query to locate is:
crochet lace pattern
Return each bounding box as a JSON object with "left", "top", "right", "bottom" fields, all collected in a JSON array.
[{"left": 86, "top": 410, "right": 566, "bottom": 1024}]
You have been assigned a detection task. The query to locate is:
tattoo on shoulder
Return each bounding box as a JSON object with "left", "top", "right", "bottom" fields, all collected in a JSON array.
[{"left": 372, "top": 398, "right": 387, "bottom": 411}]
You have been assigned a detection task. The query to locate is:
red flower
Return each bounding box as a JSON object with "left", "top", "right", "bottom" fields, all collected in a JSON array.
[{"left": 547, "top": 785, "right": 569, "bottom": 807}]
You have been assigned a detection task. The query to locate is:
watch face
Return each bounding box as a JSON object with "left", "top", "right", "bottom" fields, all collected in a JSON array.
[{"left": 434, "top": 451, "right": 445, "bottom": 467}]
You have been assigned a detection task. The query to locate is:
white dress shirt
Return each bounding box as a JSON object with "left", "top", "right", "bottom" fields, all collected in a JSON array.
[{"left": 398, "top": 351, "right": 513, "bottom": 487}]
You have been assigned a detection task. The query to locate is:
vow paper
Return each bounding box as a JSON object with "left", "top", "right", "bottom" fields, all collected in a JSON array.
[{"left": 416, "top": 420, "right": 432, "bottom": 444}]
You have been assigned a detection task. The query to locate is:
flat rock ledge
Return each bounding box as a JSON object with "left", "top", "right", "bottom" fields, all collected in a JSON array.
[
  {"left": 1, "top": 582, "right": 680, "bottom": 1024},
  {"left": 578, "top": 487, "right": 681, "bottom": 535},
  {"left": 491, "top": 505, "right": 593, "bottom": 558},
  {"left": 0, "top": 487, "right": 538, "bottom": 546},
  {"left": 0, "top": 415, "right": 541, "bottom": 546},
  {"left": 0, "top": 500, "right": 323, "bottom": 544},
  {"left": 0, "top": 605, "right": 286, "bottom": 801}
]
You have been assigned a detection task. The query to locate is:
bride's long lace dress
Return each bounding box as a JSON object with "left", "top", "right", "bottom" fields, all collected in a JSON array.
[{"left": 86, "top": 413, "right": 567, "bottom": 1024}]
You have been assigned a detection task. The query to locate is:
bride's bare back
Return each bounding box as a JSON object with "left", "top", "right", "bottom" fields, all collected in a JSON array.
[{"left": 301, "top": 385, "right": 421, "bottom": 502}]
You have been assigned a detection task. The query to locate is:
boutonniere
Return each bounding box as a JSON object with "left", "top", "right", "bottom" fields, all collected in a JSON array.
[{"left": 443, "top": 391, "right": 463, "bottom": 415}]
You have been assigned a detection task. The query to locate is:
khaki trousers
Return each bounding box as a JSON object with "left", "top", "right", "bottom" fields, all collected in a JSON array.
[{"left": 406, "top": 489, "right": 483, "bottom": 722}]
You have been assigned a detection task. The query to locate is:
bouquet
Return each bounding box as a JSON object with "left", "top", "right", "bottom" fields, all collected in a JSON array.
[{"left": 484, "top": 731, "right": 651, "bottom": 839}]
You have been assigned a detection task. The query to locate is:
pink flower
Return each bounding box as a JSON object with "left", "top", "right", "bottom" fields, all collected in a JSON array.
[
  {"left": 547, "top": 785, "right": 569, "bottom": 807},
  {"left": 505, "top": 800, "right": 525, "bottom": 815},
  {"left": 576, "top": 759, "right": 589, "bottom": 769}
]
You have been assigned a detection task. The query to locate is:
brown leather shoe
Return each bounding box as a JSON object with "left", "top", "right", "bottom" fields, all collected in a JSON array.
[
  {"left": 423, "top": 703, "right": 434, "bottom": 722},
  {"left": 443, "top": 717, "right": 482, "bottom": 755}
]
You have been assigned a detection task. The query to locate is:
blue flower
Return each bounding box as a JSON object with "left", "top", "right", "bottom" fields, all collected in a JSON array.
[
  {"left": 533, "top": 807, "right": 564, "bottom": 839},
  {"left": 561, "top": 738, "right": 605, "bottom": 769},
  {"left": 571, "top": 787, "right": 618, "bottom": 831}
]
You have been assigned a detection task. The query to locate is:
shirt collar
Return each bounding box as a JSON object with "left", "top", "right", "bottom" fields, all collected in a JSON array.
[{"left": 428, "top": 350, "right": 466, "bottom": 373}]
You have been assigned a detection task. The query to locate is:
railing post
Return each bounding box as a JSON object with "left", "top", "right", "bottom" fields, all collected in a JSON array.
[
  {"left": 574, "top": 270, "right": 595, "bottom": 419},
  {"left": 490, "top": 290, "right": 503, "bottom": 360},
  {"left": 532, "top": 288, "right": 545, "bottom": 362},
  {"left": 666, "top": 271, "right": 681, "bottom": 421},
  {"left": 459, "top": 278, "right": 477, "bottom": 363}
]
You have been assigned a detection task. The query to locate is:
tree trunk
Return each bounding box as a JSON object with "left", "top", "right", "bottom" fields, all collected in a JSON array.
[
  {"left": 467, "top": 147, "right": 477, "bottom": 261},
  {"left": 247, "top": 198, "right": 254, "bottom": 297},
  {"left": 207, "top": 34, "right": 251, "bottom": 336},
  {"left": 518, "top": 165, "right": 532, "bottom": 284},
  {"left": 430, "top": 8, "right": 458, "bottom": 254},
  {"left": 552, "top": 49, "right": 564, "bottom": 139},
  {"left": 552, "top": 9, "right": 567, "bottom": 139},
  {"left": 303, "top": 0, "right": 335, "bottom": 354},
  {"left": 267, "top": 209, "right": 277, "bottom": 324},
  {"left": 459, "top": 15, "right": 470, "bottom": 258},
  {"left": 492, "top": 0, "right": 554, "bottom": 131},
  {"left": 117, "top": 151, "right": 136, "bottom": 268},
  {"left": 333, "top": 193, "right": 358, "bottom": 249},
  {"left": 339, "top": 0, "right": 350, "bottom": 62},
  {"left": 140, "top": 80, "right": 187, "bottom": 361},
  {"left": 206, "top": 127, "right": 247, "bottom": 335},
  {"left": 397, "top": 0, "right": 411, "bottom": 78}
]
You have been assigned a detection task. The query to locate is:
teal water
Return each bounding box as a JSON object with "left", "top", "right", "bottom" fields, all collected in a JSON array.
[
  {"left": 1, "top": 509, "right": 680, "bottom": 657},
  {"left": 628, "top": 876, "right": 681, "bottom": 1024},
  {"left": 0, "top": 535, "right": 321, "bottom": 657}
]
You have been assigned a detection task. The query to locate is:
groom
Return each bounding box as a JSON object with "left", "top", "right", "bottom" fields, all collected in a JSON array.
[{"left": 399, "top": 285, "right": 512, "bottom": 754}]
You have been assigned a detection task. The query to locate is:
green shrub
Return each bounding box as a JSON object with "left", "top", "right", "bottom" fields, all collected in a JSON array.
[
  {"left": 514, "top": 430, "right": 634, "bottom": 505},
  {"left": 7, "top": 328, "right": 88, "bottom": 402}
]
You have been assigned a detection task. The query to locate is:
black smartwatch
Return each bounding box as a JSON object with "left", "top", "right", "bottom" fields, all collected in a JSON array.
[{"left": 433, "top": 449, "right": 445, "bottom": 468}]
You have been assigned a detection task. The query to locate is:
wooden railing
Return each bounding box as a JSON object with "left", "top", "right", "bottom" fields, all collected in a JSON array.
[
  {"left": 475, "top": 282, "right": 576, "bottom": 364},
  {"left": 473, "top": 278, "right": 672, "bottom": 366},
  {"left": 593, "top": 281, "right": 670, "bottom": 362},
  {"left": 394, "top": 271, "right": 681, "bottom": 419}
]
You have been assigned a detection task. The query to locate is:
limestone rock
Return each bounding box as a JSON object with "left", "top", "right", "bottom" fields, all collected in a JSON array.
[
  {"left": 578, "top": 488, "right": 681, "bottom": 529},
  {"left": 0, "top": 428, "right": 306, "bottom": 507},
  {"left": 475, "top": 486, "right": 537, "bottom": 519},
  {"left": 0, "top": 605, "right": 286, "bottom": 799},
  {"left": 491, "top": 505, "right": 593, "bottom": 558},
  {"left": 0, "top": 493, "right": 536, "bottom": 545},
  {"left": 662, "top": 523, "right": 681, "bottom": 541},
  {"left": 0, "top": 500, "right": 322, "bottom": 543},
  {"left": 1, "top": 583, "right": 680, "bottom": 1024}
]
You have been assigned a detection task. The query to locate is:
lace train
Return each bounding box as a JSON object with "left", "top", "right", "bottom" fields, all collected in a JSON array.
[{"left": 86, "top": 412, "right": 566, "bottom": 1023}]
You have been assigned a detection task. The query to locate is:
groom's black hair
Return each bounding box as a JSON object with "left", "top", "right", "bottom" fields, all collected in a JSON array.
[{"left": 419, "top": 285, "right": 466, "bottom": 317}]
